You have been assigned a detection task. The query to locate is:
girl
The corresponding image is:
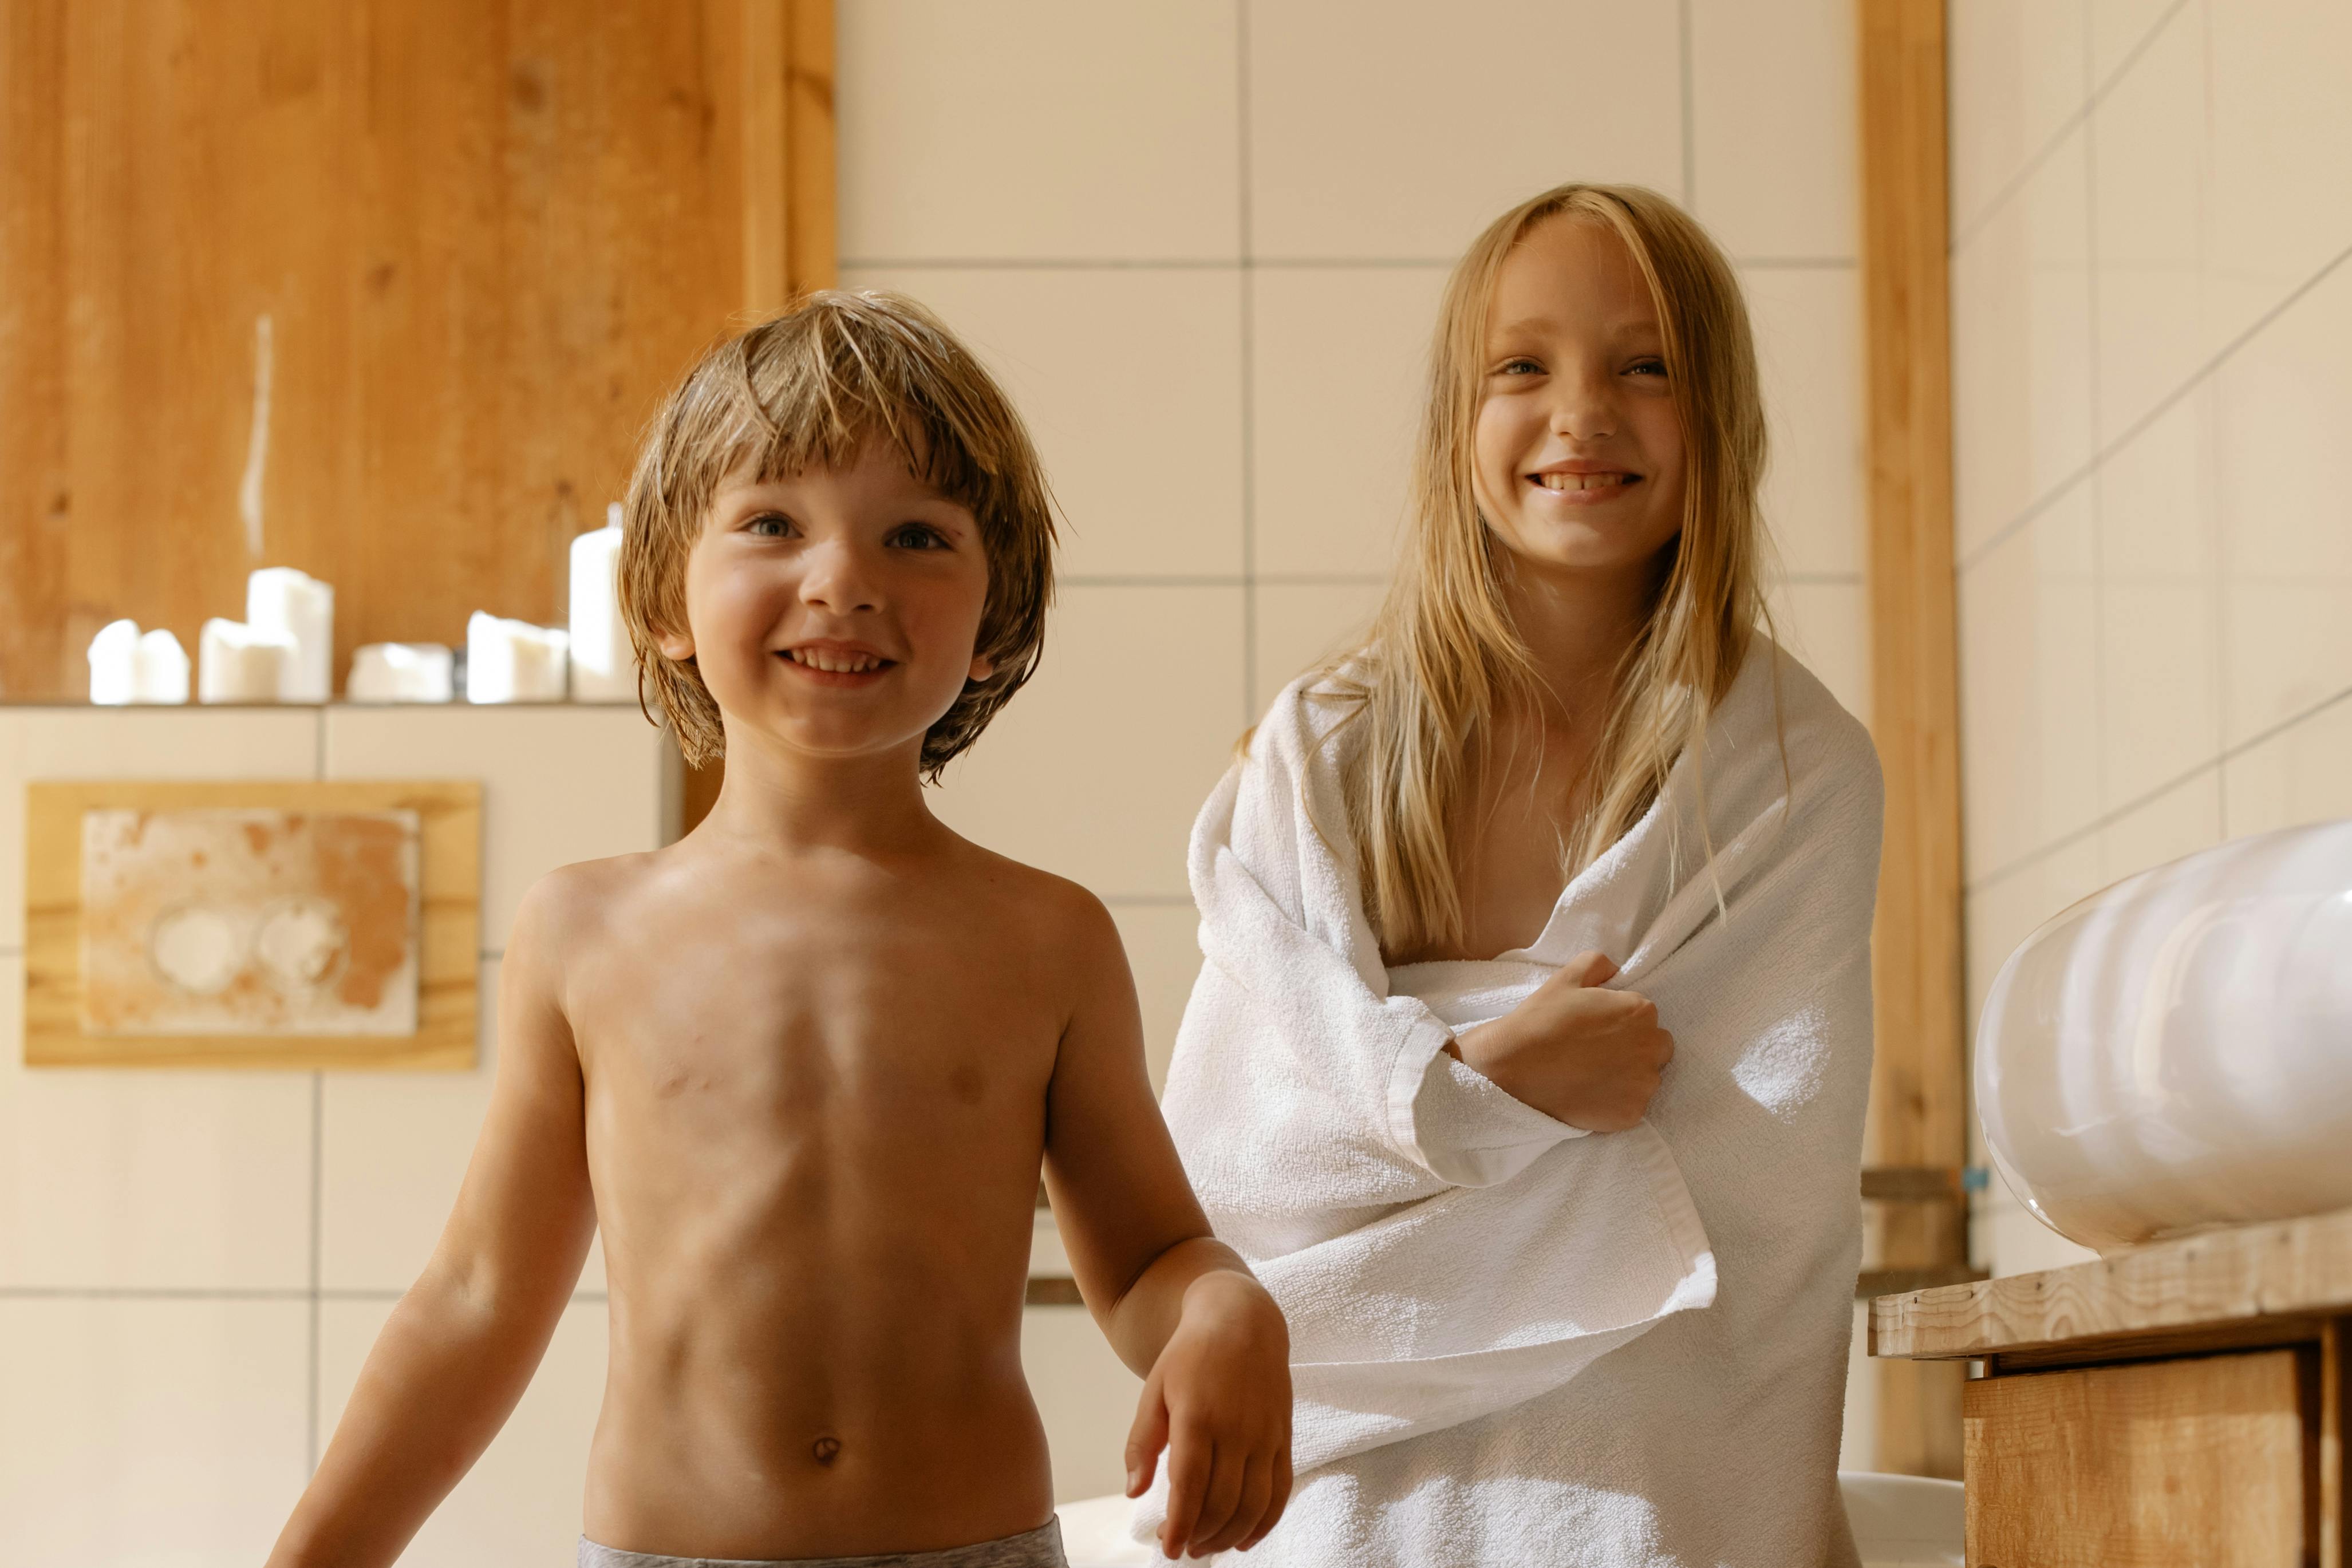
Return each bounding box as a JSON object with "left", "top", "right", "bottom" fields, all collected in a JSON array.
[{"left": 1138, "top": 185, "right": 1882, "bottom": 1564}]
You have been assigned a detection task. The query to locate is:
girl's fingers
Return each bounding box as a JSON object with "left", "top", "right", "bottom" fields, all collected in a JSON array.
[
  {"left": 1185, "top": 1439, "right": 1247, "bottom": 1554},
  {"left": 1199, "top": 1451, "right": 1272, "bottom": 1556},
  {"left": 1160, "top": 1423, "right": 1210, "bottom": 1560},
  {"left": 1124, "top": 1380, "right": 1170, "bottom": 1497}
]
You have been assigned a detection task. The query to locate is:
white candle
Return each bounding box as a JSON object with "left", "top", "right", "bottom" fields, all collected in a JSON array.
[
  {"left": 133, "top": 629, "right": 191, "bottom": 704},
  {"left": 88, "top": 619, "right": 141, "bottom": 705},
  {"left": 568, "top": 510, "right": 632, "bottom": 702},
  {"left": 346, "top": 642, "right": 455, "bottom": 703},
  {"left": 198, "top": 618, "right": 294, "bottom": 703},
  {"left": 246, "top": 567, "right": 334, "bottom": 701},
  {"left": 465, "top": 611, "right": 569, "bottom": 703}
]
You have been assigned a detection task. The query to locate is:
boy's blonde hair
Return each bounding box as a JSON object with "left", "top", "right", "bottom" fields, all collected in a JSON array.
[
  {"left": 618, "top": 291, "right": 1057, "bottom": 779},
  {"left": 1324, "top": 183, "right": 1774, "bottom": 954}
]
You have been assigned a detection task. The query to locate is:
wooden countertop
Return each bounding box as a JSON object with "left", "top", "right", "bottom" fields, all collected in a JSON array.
[{"left": 1871, "top": 1206, "right": 2352, "bottom": 1365}]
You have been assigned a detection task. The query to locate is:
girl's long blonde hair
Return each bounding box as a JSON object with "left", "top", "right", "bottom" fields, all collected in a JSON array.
[{"left": 1324, "top": 183, "right": 1773, "bottom": 955}]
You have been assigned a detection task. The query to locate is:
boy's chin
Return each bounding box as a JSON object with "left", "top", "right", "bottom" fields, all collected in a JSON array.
[{"left": 723, "top": 711, "right": 944, "bottom": 768}]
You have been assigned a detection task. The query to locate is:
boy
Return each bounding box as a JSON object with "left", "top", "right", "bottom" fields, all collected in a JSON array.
[{"left": 265, "top": 294, "right": 1292, "bottom": 1568}]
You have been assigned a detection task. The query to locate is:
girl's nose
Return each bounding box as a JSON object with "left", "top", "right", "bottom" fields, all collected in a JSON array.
[
  {"left": 798, "top": 539, "right": 882, "bottom": 614},
  {"left": 1552, "top": 366, "right": 1619, "bottom": 443}
]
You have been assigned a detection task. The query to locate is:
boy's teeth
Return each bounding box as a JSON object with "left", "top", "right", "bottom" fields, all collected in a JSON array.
[{"left": 792, "top": 649, "right": 881, "bottom": 673}]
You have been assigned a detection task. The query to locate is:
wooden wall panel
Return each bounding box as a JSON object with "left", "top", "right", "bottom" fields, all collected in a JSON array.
[{"left": 0, "top": 1, "right": 831, "bottom": 702}]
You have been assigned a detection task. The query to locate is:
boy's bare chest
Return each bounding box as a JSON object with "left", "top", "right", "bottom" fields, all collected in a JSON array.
[{"left": 573, "top": 903, "right": 1064, "bottom": 1119}]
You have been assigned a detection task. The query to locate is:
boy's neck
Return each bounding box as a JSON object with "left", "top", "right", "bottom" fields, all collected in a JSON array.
[{"left": 694, "top": 732, "right": 942, "bottom": 858}]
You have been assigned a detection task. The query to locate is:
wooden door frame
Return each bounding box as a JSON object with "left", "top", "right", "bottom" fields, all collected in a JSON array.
[{"left": 1858, "top": 0, "right": 1968, "bottom": 1477}]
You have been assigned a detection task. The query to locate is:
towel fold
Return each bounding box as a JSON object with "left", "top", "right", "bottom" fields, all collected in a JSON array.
[{"left": 1135, "top": 640, "right": 1882, "bottom": 1564}]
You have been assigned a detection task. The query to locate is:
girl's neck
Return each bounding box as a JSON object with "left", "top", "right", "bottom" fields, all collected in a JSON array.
[{"left": 1501, "top": 553, "right": 1657, "bottom": 725}]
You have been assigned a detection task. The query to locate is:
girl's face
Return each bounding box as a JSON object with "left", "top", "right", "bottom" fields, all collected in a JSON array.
[
  {"left": 1471, "top": 217, "right": 1687, "bottom": 584},
  {"left": 661, "top": 440, "right": 995, "bottom": 767}
]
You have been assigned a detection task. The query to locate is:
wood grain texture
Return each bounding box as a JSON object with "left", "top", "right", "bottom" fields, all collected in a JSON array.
[
  {"left": 1856, "top": 0, "right": 1966, "bottom": 1480},
  {"left": 24, "top": 779, "right": 479, "bottom": 1069},
  {"left": 0, "top": 1, "right": 823, "bottom": 701},
  {"left": 1873, "top": 1208, "right": 2352, "bottom": 1362},
  {"left": 1964, "top": 1351, "right": 2314, "bottom": 1568},
  {"left": 2325, "top": 1319, "right": 2345, "bottom": 1568}
]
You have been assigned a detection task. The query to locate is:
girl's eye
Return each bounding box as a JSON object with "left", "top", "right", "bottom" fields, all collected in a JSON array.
[
  {"left": 889, "top": 524, "right": 949, "bottom": 550},
  {"left": 1498, "top": 358, "right": 1542, "bottom": 377},
  {"left": 746, "top": 513, "right": 793, "bottom": 538},
  {"left": 1627, "top": 358, "right": 1668, "bottom": 378}
]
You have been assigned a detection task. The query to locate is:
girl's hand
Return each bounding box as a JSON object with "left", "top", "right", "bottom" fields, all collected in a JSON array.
[
  {"left": 1451, "top": 951, "right": 1674, "bottom": 1131},
  {"left": 1124, "top": 1270, "right": 1294, "bottom": 1559}
]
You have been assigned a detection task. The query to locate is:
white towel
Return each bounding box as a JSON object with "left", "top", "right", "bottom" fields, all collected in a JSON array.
[{"left": 1136, "top": 640, "right": 1881, "bottom": 1565}]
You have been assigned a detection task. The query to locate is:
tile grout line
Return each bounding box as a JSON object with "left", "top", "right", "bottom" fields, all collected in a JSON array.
[
  {"left": 2082, "top": 25, "right": 2110, "bottom": 877},
  {"left": 307, "top": 1070, "right": 323, "bottom": 1472},
  {"left": 1235, "top": 0, "right": 1258, "bottom": 726},
  {"left": 1963, "top": 679, "right": 2352, "bottom": 897},
  {"left": 1676, "top": 0, "right": 1696, "bottom": 211},
  {"left": 1947, "top": 0, "right": 2196, "bottom": 258},
  {"left": 1957, "top": 234, "right": 2352, "bottom": 578}
]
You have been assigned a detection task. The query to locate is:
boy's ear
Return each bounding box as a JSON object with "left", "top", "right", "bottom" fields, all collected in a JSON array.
[{"left": 968, "top": 651, "right": 995, "bottom": 683}]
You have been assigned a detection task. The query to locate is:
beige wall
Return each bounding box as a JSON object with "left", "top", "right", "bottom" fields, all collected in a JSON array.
[
  {"left": 1952, "top": 0, "right": 2352, "bottom": 1280},
  {"left": 0, "top": 706, "right": 674, "bottom": 1564},
  {"left": 836, "top": 0, "right": 1873, "bottom": 1499}
]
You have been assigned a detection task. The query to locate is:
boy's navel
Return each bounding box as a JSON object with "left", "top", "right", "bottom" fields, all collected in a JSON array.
[{"left": 811, "top": 1433, "right": 842, "bottom": 1466}]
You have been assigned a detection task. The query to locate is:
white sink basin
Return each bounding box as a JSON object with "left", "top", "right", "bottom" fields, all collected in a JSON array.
[{"left": 1978, "top": 820, "right": 2352, "bottom": 1252}]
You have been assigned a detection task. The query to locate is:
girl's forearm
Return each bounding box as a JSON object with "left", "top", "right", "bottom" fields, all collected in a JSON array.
[{"left": 264, "top": 1271, "right": 563, "bottom": 1568}]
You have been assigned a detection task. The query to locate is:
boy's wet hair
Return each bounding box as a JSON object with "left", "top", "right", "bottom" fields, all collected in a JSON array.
[{"left": 618, "top": 291, "right": 1057, "bottom": 778}]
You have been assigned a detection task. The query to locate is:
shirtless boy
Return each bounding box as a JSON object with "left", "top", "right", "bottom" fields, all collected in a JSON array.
[{"left": 265, "top": 293, "right": 1292, "bottom": 1568}]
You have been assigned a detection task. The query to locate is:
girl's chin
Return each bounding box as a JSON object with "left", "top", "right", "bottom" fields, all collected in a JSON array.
[{"left": 1489, "top": 515, "right": 1676, "bottom": 576}]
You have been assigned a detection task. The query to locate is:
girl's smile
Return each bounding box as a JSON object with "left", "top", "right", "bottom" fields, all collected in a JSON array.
[{"left": 1473, "top": 216, "right": 1687, "bottom": 580}]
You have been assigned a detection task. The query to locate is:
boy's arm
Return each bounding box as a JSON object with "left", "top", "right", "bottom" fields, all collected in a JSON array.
[
  {"left": 1040, "top": 894, "right": 1292, "bottom": 1560},
  {"left": 265, "top": 876, "right": 599, "bottom": 1568}
]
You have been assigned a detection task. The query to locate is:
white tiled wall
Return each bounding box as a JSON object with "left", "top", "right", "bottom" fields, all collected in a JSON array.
[
  {"left": 842, "top": 0, "right": 1870, "bottom": 1503},
  {"left": 0, "top": 704, "right": 674, "bottom": 1565},
  {"left": 1951, "top": 0, "right": 2352, "bottom": 1281}
]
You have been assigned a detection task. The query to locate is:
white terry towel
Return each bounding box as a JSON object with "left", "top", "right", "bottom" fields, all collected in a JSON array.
[{"left": 1136, "top": 641, "right": 1881, "bottom": 1563}]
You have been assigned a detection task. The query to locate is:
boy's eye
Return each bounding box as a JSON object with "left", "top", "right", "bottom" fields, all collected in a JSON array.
[
  {"left": 889, "top": 523, "right": 949, "bottom": 550},
  {"left": 745, "top": 512, "right": 794, "bottom": 538}
]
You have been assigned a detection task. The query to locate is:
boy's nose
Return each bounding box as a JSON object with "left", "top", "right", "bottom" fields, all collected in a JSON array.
[{"left": 798, "top": 541, "right": 881, "bottom": 613}]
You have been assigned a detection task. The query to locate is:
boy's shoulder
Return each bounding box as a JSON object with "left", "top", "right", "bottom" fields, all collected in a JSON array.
[
  {"left": 512, "top": 848, "right": 669, "bottom": 944},
  {"left": 944, "top": 837, "right": 1123, "bottom": 958}
]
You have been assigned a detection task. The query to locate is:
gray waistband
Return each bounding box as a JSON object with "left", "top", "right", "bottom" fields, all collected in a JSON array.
[{"left": 578, "top": 1517, "right": 1066, "bottom": 1568}]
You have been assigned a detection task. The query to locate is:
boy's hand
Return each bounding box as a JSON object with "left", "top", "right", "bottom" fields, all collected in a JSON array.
[
  {"left": 1124, "top": 1270, "right": 1293, "bottom": 1559},
  {"left": 1451, "top": 951, "right": 1674, "bottom": 1131}
]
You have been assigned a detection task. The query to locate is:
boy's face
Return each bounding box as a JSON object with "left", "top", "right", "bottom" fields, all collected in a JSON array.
[{"left": 661, "top": 440, "right": 994, "bottom": 768}]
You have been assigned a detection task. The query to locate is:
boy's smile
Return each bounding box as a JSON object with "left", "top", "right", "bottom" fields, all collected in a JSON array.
[
  {"left": 661, "top": 440, "right": 996, "bottom": 769},
  {"left": 778, "top": 638, "right": 897, "bottom": 682}
]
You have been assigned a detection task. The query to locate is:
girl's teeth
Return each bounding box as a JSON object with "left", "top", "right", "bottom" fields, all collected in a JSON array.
[{"left": 1537, "top": 472, "right": 1631, "bottom": 491}]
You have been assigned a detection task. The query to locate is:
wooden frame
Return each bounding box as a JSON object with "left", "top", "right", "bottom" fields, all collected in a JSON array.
[
  {"left": 24, "top": 780, "right": 480, "bottom": 1070},
  {"left": 1858, "top": 0, "right": 1968, "bottom": 1476}
]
